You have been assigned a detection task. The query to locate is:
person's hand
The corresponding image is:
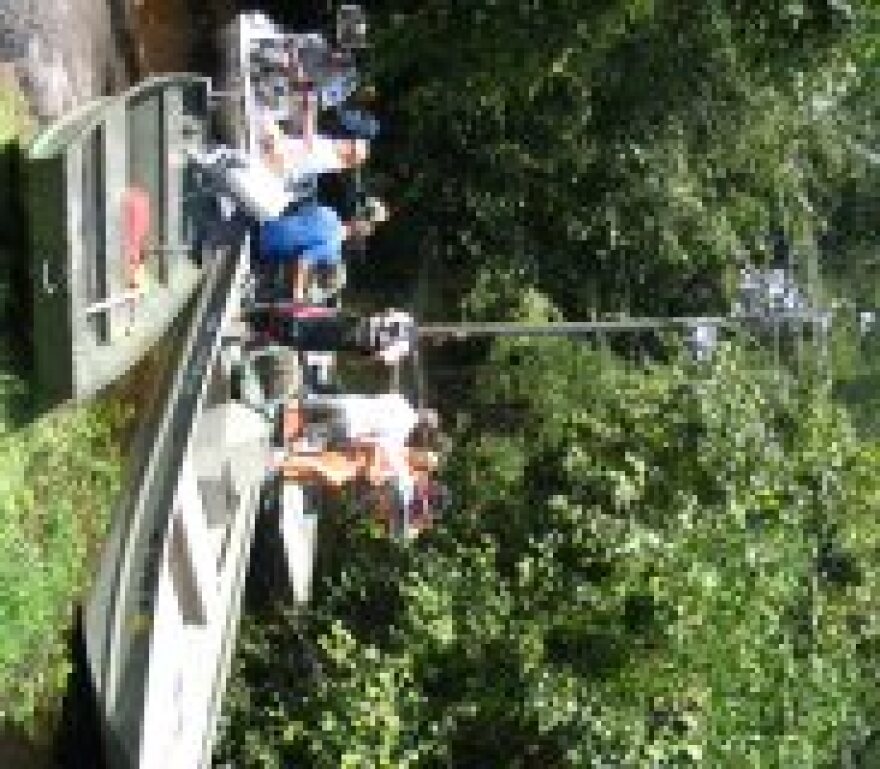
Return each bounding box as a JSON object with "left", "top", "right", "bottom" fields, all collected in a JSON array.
[
  {"left": 377, "top": 340, "right": 411, "bottom": 365},
  {"left": 259, "top": 133, "right": 286, "bottom": 176}
]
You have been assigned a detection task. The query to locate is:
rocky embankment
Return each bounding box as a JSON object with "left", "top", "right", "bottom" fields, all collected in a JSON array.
[
  {"left": 0, "top": 0, "right": 128, "bottom": 121},
  {"left": 0, "top": 0, "right": 234, "bottom": 124}
]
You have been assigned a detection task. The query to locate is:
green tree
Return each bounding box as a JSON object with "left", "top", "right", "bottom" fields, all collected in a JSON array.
[
  {"left": 220, "top": 2, "right": 880, "bottom": 765},
  {"left": 221, "top": 340, "right": 880, "bottom": 767},
  {"left": 360, "top": 0, "right": 872, "bottom": 320}
]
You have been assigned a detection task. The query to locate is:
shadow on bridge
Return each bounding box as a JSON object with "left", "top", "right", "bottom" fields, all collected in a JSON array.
[
  {"left": 53, "top": 607, "right": 109, "bottom": 769},
  {"left": 0, "top": 138, "right": 34, "bottom": 425}
]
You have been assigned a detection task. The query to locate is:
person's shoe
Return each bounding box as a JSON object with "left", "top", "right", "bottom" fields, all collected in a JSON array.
[{"left": 218, "top": 194, "right": 237, "bottom": 221}]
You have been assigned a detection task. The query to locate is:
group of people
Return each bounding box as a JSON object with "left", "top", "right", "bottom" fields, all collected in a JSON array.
[
  {"left": 279, "top": 392, "right": 443, "bottom": 538},
  {"left": 197, "top": 20, "right": 443, "bottom": 538},
  {"left": 194, "top": 33, "right": 387, "bottom": 305}
]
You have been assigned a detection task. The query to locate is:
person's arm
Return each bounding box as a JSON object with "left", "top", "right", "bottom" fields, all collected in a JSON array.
[
  {"left": 286, "top": 46, "right": 318, "bottom": 147},
  {"left": 297, "top": 240, "right": 332, "bottom": 267},
  {"left": 301, "top": 90, "right": 318, "bottom": 147},
  {"left": 256, "top": 116, "right": 287, "bottom": 175}
]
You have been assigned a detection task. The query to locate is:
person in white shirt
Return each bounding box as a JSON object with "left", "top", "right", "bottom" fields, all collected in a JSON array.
[
  {"left": 188, "top": 66, "right": 370, "bottom": 225},
  {"left": 311, "top": 395, "right": 439, "bottom": 532},
  {"left": 189, "top": 124, "right": 369, "bottom": 224},
  {"left": 279, "top": 393, "right": 440, "bottom": 537},
  {"left": 258, "top": 114, "right": 369, "bottom": 189},
  {"left": 303, "top": 392, "right": 421, "bottom": 448}
]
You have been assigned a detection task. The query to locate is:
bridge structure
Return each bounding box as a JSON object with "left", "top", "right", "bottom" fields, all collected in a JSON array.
[
  {"left": 20, "top": 8, "right": 847, "bottom": 769},
  {"left": 21, "top": 7, "right": 376, "bottom": 763},
  {"left": 84, "top": 230, "right": 269, "bottom": 769},
  {"left": 25, "top": 66, "right": 322, "bottom": 767},
  {"left": 26, "top": 74, "right": 212, "bottom": 404}
]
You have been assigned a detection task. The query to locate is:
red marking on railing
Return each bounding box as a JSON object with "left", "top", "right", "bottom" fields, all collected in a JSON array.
[{"left": 122, "top": 186, "right": 151, "bottom": 288}]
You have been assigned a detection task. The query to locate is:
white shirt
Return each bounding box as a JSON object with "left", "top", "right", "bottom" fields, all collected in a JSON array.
[
  {"left": 193, "top": 147, "right": 293, "bottom": 222},
  {"left": 306, "top": 393, "right": 418, "bottom": 449},
  {"left": 281, "top": 135, "right": 344, "bottom": 183}
]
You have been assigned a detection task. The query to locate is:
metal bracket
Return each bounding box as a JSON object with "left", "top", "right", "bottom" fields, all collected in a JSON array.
[{"left": 42, "top": 260, "right": 57, "bottom": 295}]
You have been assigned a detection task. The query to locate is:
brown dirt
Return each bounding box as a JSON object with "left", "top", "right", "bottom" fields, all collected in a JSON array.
[{"left": 131, "top": 0, "right": 237, "bottom": 77}]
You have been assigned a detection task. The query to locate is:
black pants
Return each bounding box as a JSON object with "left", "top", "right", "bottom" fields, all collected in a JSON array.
[{"left": 247, "top": 309, "right": 371, "bottom": 353}]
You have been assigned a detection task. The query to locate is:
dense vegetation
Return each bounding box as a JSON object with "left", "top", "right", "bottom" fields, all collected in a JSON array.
[
  {"left": 358, "top": 0, "right": 877, "bottom": 318},
  {"left": 220, "top": 336, "right": 880, "bottom": 767},
  {"left": 0, "top": 402, "right": 131, "bottom": 729},
  {"left": 218, "top": 0, "right": 880, "bottom": 765}
]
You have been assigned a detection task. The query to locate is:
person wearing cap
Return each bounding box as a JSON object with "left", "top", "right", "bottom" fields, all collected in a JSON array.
[
  {"left": 258, "top": 196, "right": 389, "bottom": 301},
  {"left": 324, "top": 84, "right": 381, "bottom": 142},
  {"left": 332, "top": 107, "right": 380, "bottom": 142}
]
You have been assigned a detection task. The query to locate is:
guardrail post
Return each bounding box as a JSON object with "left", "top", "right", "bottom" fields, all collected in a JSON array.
[
  {"left": 104, "top": 100, "right": 129, "bottom": 342},
  {"left": 163, "top": 85, "right": 184, "bottom": 285},
  {"left": 67, "top": 143, "right": 93, "bottom": 386}
]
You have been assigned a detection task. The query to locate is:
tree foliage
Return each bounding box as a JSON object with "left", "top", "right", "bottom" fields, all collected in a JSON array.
[
  {"left": 220, "top": 1, "right": 880, "bottom": 766},
  {"left": 362, "top": 0, "right": 875, "bottom": 319},
  {"left": 221, "top": 341, "right": 880, "bottom": 767}
]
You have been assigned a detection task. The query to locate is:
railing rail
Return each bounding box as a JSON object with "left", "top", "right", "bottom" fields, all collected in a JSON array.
[
  {"left": 27, "top": 74, "right": 212, "bottom": 403},
  {"left": 85, "top": 228, "right": 269, "bottom": 767}
]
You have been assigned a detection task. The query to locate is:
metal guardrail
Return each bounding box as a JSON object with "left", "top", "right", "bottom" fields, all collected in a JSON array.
[
  {"left": 85, "top": 229, "right": 271, "bottom": 767},
  {"left": 27, "top": 75, "right": 211, "bottom": 404},
  {"left": 71, "top": 11, "right": 374, "bottom": 764}
]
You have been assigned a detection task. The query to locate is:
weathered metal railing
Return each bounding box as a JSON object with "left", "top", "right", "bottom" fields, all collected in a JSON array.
[
  {"left": 84, "top": 230, "right": 273, "bottom": 768},
  {"left": 26, "top": 75, "right": 211, "bottom": 404}
]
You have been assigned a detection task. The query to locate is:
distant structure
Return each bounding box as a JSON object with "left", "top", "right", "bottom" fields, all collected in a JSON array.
[
  {"left": 733, "top": 265, "right": 810, "bottom": 319},
  {"left": 686, "top": 323, "right": 718, "bottom": 362}
]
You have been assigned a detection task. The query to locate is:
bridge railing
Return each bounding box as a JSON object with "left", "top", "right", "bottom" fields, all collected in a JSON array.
[
  {"left": 85, "top": 227, "right": 272, "bottom": 767},
  {"left": 27, "top": 74, "right": 211, "bottom": 404}
]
